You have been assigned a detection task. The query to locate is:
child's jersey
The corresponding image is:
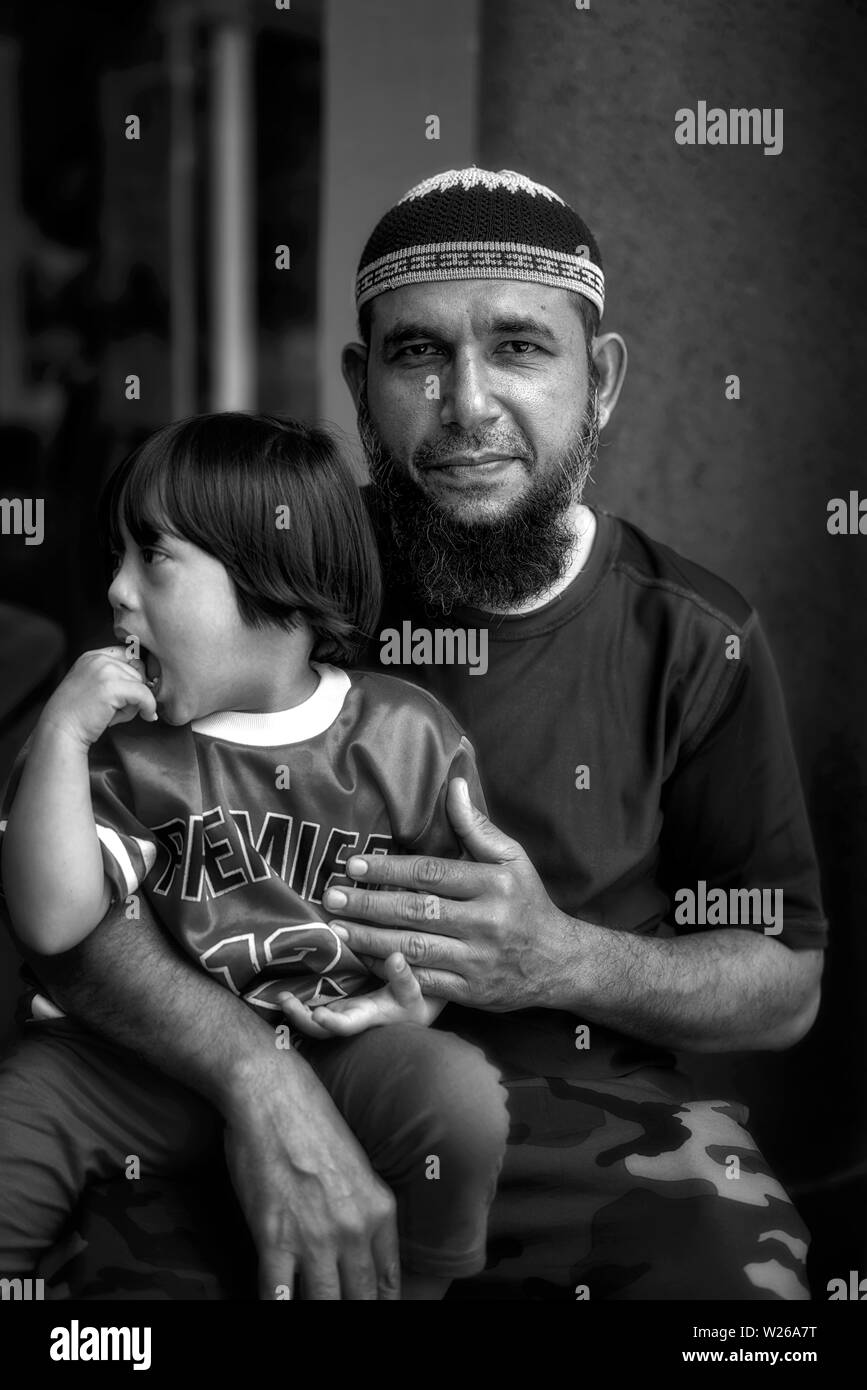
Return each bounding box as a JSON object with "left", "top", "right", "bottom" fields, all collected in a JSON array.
[{"left": 0, "top": 664, "right": 484, "bottom": 1022}]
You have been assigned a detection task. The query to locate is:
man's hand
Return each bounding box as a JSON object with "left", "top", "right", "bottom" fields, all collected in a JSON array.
[
  {"left": 24, "top": 898, "right": 403, "bottom": 1300},
  {"left": 277, "top": 952, "right": 444, "bottom": 1039},
  {"left": 323, "top": 778, "right": 574, "bottom": 1012},
  {"left": 321, "top": 780, "right": 824, "bottom": 1053},
  {"left": 223, "top": 1050, "right": 401, "bottom": 1300}
]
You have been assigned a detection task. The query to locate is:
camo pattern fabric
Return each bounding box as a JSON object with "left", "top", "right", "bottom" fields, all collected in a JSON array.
[
  {"left": 35, "top": 1073, "right": 811, "bottom": 1301},
  {"left": 38, "top": 1172, "right": 256, "bottom": 1302}
]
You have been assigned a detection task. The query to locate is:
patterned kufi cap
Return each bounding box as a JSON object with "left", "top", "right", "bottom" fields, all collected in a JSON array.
[{"left": 355, "top": 167, "right": 604, "bottom": 318}]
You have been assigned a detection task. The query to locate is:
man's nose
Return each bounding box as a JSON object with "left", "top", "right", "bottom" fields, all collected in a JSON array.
[{"left": 439, "top": 352, "right": 500, "bottom": 432}]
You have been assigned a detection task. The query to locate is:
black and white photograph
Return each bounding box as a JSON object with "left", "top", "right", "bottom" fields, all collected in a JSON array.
[{"left": 0, "top": 0, "right": 864, "bottom": 1361}]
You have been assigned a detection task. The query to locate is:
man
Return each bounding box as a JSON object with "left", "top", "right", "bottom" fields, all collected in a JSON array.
[{"left": 5, "top": 168, "right": 825, "bottom": 1300}]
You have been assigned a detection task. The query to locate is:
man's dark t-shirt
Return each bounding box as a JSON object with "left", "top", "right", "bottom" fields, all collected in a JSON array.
[{"left": 363, "top": 499, "right": 827, "bottom": 1084}]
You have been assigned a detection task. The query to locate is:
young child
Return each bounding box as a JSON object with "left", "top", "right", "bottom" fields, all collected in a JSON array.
[{"left": 0, "top": 412, "right": 509, "bottom": 1300}]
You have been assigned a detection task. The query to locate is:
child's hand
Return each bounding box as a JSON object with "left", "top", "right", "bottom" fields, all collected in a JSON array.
[
  {"left": 41, "top": 646, "right": 158, "bottom": 748},
  {"left": 278, "top": 953, "right": 443, "bottom": 1039}
]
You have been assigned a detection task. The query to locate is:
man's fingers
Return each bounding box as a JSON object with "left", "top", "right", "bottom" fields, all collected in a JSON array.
[
  {"left": 332, "top": 781, "right": 526, "bottom": 894},
  {"left": 259, "top": 1250, "right": 297, "bottom": 1301},
  {"left": 324, "top": 881, "right": 467, "bottom": 934},
  {"left": 328, "top": 918, "right": 465, "bottom": 967},
  {"left": 343, "top": 849, "right": 482, "bottom": 898},
  {"left": 339, "top": 1249, "right": 382, "bottom": 1301},
  {"left": 298, "top": 1257, "right": 343, "bottom": 1301},
  {"left": 445, "top": 777, "right": 527, "bottom": 865},
  {"left": 371, "top": 1218, "right": 401, "bottom": 1301},
  {"left": 400, "top": 966, "right": 471, "bottom": 1003}
]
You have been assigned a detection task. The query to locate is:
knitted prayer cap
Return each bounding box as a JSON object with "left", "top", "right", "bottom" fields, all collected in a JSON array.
[{"left": 355, "top": 167, "right": 604, "bottom": 318}]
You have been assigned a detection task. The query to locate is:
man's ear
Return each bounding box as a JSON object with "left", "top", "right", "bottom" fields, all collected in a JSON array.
[
  {"left": 592, "top": 332, "right": 627, "bottom": 429},
  {"left": 341, "top": 342, "right": 368, "bottom": 409}
]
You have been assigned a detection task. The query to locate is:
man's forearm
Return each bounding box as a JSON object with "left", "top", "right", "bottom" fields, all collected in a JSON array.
[
  {"left": 24, "top": 900, "right": 311, "bottom": 1111},
  {"left": 24, "top": 902, "right": 403, "bottom": 1300},
  {"left": 556, "top": 923, "right": 823, "bottom": 1052}
]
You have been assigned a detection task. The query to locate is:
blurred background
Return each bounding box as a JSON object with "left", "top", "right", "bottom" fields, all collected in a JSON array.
[{"left": 0, "top": 0, "right": 865, "bottom": 1292}]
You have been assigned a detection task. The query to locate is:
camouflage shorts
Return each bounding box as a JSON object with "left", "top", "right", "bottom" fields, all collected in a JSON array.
[
  {"left": 453, "top": 1074, "right": 811, "bottom": 1300},
  {"left": 37, "top": 1086, "right": 810, "bottom": 1302},
  {"left": 2, "top": 1023, "right": 811, "bottom": 1300}
]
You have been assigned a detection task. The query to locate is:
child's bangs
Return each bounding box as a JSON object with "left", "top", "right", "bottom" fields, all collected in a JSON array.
[{"left": 100, "top": 430, "right": 206, "bottom": 558}]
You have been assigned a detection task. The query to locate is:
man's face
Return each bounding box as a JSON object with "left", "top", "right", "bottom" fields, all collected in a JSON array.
[
  {"left": 355, "top": 279, "right": 600, "bottom": 612},
  {"left": 363, "top": 279, "right": 594, "bottom": 524}
]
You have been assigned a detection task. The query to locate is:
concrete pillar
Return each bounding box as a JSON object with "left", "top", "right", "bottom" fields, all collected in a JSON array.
[
  {"left": 318, "top": 0, "right": 480, "bottom": 451},
  {"left": 167, "top": 9, "right": 197, "bottom": 419},
  {"left": 210, "top": 18, "right": 256, "bottom": 410},
  {"left": 0, "top": 40, "right": 22, "bottom": 419}
]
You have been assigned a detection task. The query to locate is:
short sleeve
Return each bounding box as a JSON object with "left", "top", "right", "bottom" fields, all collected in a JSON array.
[
  {"left": 0, "top": 731, "right": 158, "bottom": 912},
  {"left": 87, "top": 735, "right": 159, "bottom": 902},
  {"left": 658, "top": 617, "right": 827, "bottom": 950}
]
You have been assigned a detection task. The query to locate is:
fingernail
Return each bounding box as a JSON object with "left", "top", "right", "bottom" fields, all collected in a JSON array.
[
  {"left": 325, "top": 888, "right": 347, "bottom": 909},
  {"left": 347, "top": 857, "right": 368, "bottom": 877},
  {"left": 331, "top": 924, "right": 349, "bottom": 940}
]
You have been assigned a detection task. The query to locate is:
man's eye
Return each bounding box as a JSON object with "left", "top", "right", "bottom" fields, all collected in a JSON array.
[
  {"left": 501, "top": 340, "right": 537, "bottom": 355},
  {"left": 141, "top": 547, "right": 165, "bottom": 565},
  {"left": 398, "top": 343, "right": 441, "bottom": 358}
]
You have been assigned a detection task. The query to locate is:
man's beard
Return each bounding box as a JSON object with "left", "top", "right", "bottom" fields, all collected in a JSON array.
[{"left": 359, "top": 390, "right": 600, "bottom": 614}]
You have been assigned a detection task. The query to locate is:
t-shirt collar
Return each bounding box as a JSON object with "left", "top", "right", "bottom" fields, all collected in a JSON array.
[{"left": 190, "top": 663, "right": 350, "bottom": 745}]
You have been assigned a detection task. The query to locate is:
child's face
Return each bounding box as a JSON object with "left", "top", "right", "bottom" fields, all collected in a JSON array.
[{"left": 108, "top": 521, "right": 281, "bottom": 725}]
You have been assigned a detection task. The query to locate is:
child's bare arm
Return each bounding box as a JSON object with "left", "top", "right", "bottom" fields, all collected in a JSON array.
[{"left": 2, "top": 647, "right": 157, "bottom": 955}]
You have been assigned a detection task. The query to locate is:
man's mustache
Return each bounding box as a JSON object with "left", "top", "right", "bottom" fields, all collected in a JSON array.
[{"left": 413, "top": 433, "right": 534, "bottom": 469}]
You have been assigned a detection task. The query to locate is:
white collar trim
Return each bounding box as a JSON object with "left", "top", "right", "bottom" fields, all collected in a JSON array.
[{"left": 191, "top": 664, "right": 350, "bottom": 746}]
